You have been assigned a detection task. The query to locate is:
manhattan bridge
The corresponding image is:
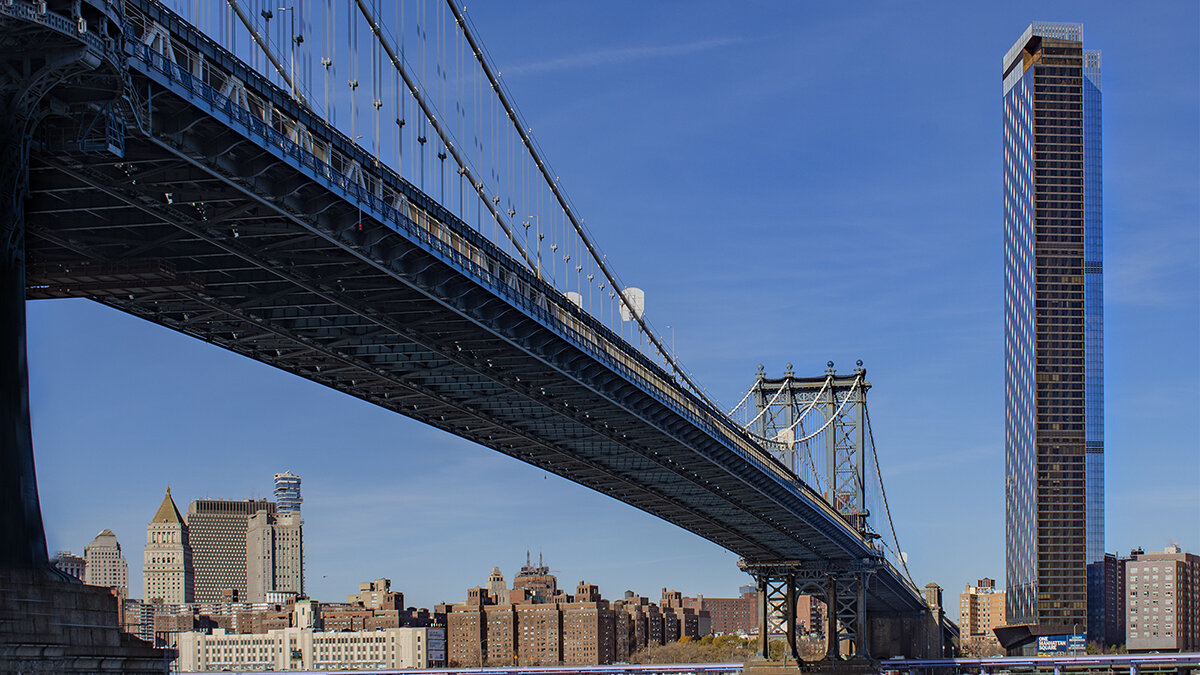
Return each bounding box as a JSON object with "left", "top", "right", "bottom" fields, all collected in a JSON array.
[{"left": 0, "top": 0, "right": 956, "bottom": 668}]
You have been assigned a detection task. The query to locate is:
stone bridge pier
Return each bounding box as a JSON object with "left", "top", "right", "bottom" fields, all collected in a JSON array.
[{"left": 1, "top": 0, "right": 167, "bottom": 671}]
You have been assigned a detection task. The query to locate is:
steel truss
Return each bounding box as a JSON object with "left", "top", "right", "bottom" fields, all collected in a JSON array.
[
  {"left": 8, "top": 0, "right": 929, "bottom": 625},
  {"left": 751, "top": 362, "right": 872, "bottom": 535},
  {"left": 740, "top": 559, "right": 874, "bottom": 664}
]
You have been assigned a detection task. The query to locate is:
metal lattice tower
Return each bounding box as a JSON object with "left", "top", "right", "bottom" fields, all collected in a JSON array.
[{"left": 749, "top": 360, "right": 872, "bottom": 535}]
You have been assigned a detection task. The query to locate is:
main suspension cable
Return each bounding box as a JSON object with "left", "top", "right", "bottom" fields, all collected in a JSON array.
[
  {"left": 865, "top": 407, "right": 917, "bottom": 588},
  {"left": 446, "top": 1, "right": 715, "bottom": 408},
  {"left": 353, "top": 0, "right": 536, "bottom": 271}
]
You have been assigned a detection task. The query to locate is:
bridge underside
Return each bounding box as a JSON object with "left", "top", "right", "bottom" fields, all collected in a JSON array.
[
  {"left": 29, "top": 103, "right": 838, "bottom": 563},
  {"left": 14, "top": 0, "right": 926, "bottom": 624}
]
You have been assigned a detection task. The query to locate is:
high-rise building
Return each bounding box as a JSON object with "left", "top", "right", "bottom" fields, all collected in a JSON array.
[
  {"left": 246, "top": 509, "right": 303, "bottom": 602},
  {"left": 959, "top": 578, "right": 1006, "bottom": 652},
  {"left": 512, "top": 553, "right": 557, "bottom": 602},
  {"left": 1087, "top": 552, "right": 1122, "bottom": 646},
  {"left": 144, "top": 487, "right": 193, "bottom": 604},
  {"left": 487, "top": 567, "right": 509, "bottom": 605},
  {"left": 1002, "top": 22, "right": 1103, "bottom": 630},
  {"left": 186, "top": 498, "right": 274, "bottom": 604},
  {"left": 1125, "top": 545, "right": 1200, "bottom": 652},
  {"left": 84, "top": 528, "right": 129, "bottom": 598},
  {"left": 51, "top": 550, "right": 86, "bottom": 581},
  {"left": 273, "top": 472, "right": 302, "bottom": 514}
]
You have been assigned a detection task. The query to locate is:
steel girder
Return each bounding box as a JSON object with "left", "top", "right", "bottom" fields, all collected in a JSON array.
[
  {"left": 739, "top": 560, "right": 873, "bottom": 665},
  {"left": 20, "top": 0, "right": 928, "bottom": 616}
]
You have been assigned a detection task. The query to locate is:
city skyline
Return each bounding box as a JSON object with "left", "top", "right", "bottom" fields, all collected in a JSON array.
[{"left": 27, "top": 1, "right": 1198, "bottom": 621}]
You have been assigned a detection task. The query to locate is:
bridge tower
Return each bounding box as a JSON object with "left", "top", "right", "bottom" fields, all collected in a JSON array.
[
  {"left": 751, "top": 361, "right": 872, "bottom": 534},
  {"left": 1, "top": 1, "right": 165, "bottom": 671},
  {"left": 740, "top": 362, "right": 877, "bottom": 666}
]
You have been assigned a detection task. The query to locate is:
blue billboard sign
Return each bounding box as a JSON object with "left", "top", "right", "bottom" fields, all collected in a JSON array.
[{"left": 1037, "top": 634, "right": 1085, "bottom": 656}]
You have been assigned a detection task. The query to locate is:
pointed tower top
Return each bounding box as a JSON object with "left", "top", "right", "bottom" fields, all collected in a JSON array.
[{"left": 151, "top": 487, "right": 184, "bottom": 524}]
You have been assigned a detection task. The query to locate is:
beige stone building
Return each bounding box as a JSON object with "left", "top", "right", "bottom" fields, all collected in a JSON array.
[
  {"left": 175, "top": 625, "right": 436, "bottom": 671},
  {"left": 84, "top": 528, "right": 129, "bottom": 598},
  {"left": 51, "top": 550, "right": 86, "bottom": 581},
  {"left": 348, "top": 578, "right": 403, "bottom": 610},
  {"left": 959, "top": 578, "right": 1005, "bottom": 651},
  {"left": 246, "top": 509, "right": 303, "bottom": 603},
  {"left": 143, "top": 488, "right": 193, "bottom": 604},
  {"left": 487, "top": 566, "right": 509, "bottom": 604}
]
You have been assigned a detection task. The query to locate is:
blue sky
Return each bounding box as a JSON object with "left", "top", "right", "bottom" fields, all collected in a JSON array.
[{"left": 29, "top": 1, "right": 1197, "bottom": 620}]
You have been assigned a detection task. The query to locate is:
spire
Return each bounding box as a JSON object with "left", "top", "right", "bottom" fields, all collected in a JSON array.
[{"left": 151, "top": 487, "right": 184, "bottom": 524}]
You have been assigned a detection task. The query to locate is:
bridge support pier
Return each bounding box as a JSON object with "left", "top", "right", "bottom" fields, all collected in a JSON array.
[
  {"left": 1, "top": 5, "right": 167, "bottom": 671},
  {"left": 0, "top": 44, "right": 50, "bottom": 580},
  {"left": 740, "top": 560, "right": 875, "bottom": 666}
]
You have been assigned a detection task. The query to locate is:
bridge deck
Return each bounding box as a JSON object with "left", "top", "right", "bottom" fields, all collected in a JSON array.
[{"left": 19, "top": 0, "right": 923, "bottom": 615}]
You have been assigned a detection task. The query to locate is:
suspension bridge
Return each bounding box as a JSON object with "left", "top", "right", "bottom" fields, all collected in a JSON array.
[{"left": 0, "top": 0, "right": 955, "bottom": 667}]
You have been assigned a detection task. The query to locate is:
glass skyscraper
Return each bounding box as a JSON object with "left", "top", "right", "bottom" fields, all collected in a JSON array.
[
  {"left": 1002, "top": 22, "right": 1103, "bottom": 629},
  {"left": 274, "top": 471, "right": 303, "bottom": 514}
]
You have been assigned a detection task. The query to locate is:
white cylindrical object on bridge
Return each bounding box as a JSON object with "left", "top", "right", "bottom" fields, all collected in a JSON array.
[{"left": 619, "top": 287, "right": 644, "bottom": 321}]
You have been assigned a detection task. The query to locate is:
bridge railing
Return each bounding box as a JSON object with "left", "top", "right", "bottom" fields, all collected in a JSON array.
[{"left": 122, "top": 0, "right": 879, "bottom": 562}]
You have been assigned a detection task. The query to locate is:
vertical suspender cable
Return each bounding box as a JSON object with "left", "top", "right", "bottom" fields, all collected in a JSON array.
[
  {"left": 349, "top": 0, "right": 358, "bottom": 148},
  {"left": 371, "top": 0, "right": 380, "bottom": 162},
  {"left": 353, "top": 0, "right": 536, "bottom": 271},
  {"left": 397, "top": 1, "right": 405, "bottom": 177},
  {"left": 446, "top": 2, "right": 715, "bottom": 409},
  {"left": 226, "top": 0, "right": 295, "bottom": 94}
]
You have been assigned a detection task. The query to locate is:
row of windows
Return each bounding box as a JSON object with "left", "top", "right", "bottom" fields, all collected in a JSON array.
[
  {"left": 1038, "top": 423, "right": 1085, "bottom": 432},
  {"left": 1035, "top": 152, "right": 1084, "bottom": 163},
  {"left": 1034, "top": 79, "right": 1082, "bottom": 90},
  {"left": 1034, "top": 98, "right": 1082, "bottom": 109}
]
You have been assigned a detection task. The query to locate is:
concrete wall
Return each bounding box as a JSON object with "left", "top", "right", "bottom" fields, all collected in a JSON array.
[{"left": 0, "top": 567, "right": 166, "bottom": 673}]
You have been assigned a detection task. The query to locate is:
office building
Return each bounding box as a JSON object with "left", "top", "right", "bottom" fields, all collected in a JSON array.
[
  {"left": 144, "top": 487, "right": 193, "bottom": 604},
  {"left": 50, "top": 550, "right": 86, "bottom": 581},
  {"left": 175, "top": 625, "right": 440, "bottom": 671},
  {"left": 1125, "top": 545, "right": 1200, "bottom": 652},
  {"left": 273, "top": 471, "right": 302, "bottom": 514},
  {"left": 84, "top": 528, "right": 129, "bottom": 598},
  {"left": 186, "top": 498, "right": 274, "bottom": 604},
  {"left": 1087, "top": 552, "right": 1122, "bottom": 646},
  {"left": 487, "top": 566, "right": 510, "bottom": 605},
  {"left": 1003, "top": 22, "right": 1103, "bottom": 629},
  {"left": 959, "top": 578, "right": 1006, "bottom": 651},
  {"left": 246, "top": 509, "right": 303, "bottom": 602}
]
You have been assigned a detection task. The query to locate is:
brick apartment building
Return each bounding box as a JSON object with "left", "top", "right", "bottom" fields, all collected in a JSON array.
[{"left": 447, "top": 575, "right": 710, "bottom": 666}]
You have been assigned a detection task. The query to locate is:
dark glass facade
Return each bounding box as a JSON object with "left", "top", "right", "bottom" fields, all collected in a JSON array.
[
  {"left": 1086, "top": 553, "right": 1121, "bottom": 646},
  {"left": 1002, "top": 23, "right": 1102, "bottom": 629}
]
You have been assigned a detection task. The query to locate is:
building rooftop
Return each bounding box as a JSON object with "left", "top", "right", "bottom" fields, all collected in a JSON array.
[{"left": 151, "top": 487, "right": 184, "bottom": 524}]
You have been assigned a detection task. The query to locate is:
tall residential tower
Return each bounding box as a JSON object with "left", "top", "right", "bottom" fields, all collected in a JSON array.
[
  {"left": 273, "top": 472, "right": 302, "bottom": 514},
  {"left": 1002, "top": 22, "right": 1103, "bottom": 630}
]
